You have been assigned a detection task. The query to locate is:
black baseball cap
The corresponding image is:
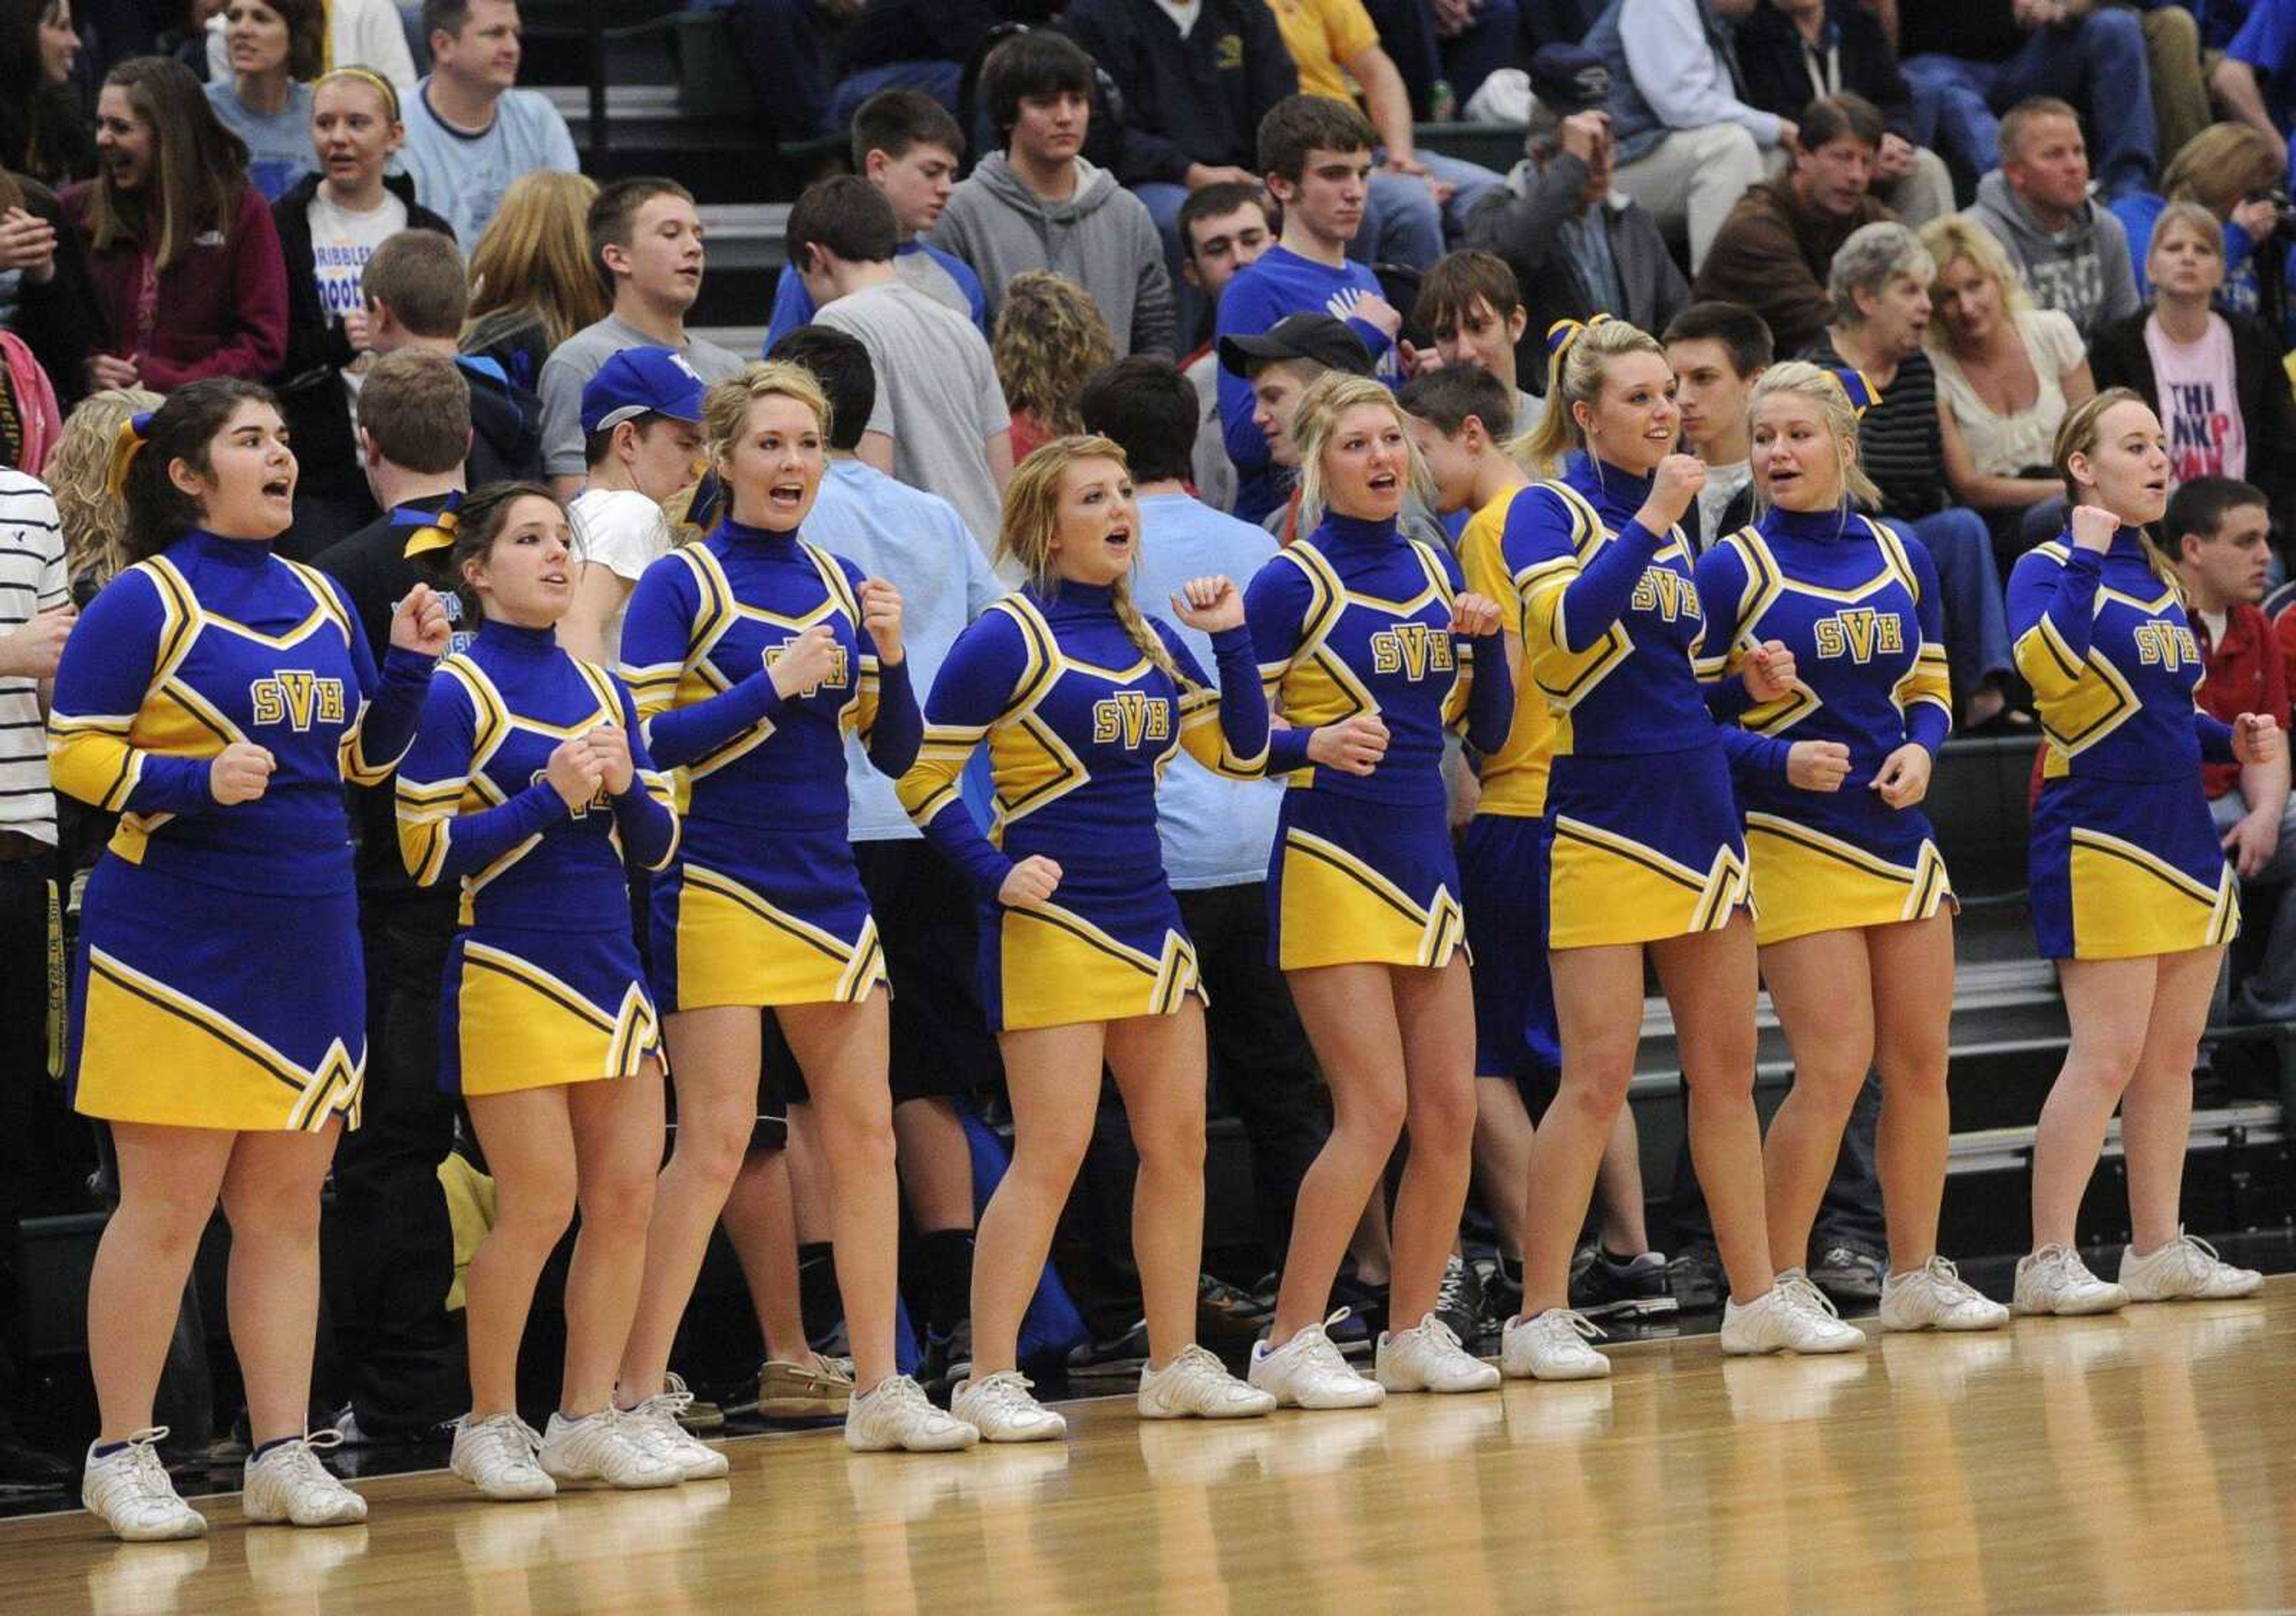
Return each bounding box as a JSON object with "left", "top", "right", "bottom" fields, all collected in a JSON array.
[
  {"left": 1218, "top": 313, "right": 1376, "bottom": 379},
  {"left": 1529, "top": 44, "right": 1611, "bottom": 118}
]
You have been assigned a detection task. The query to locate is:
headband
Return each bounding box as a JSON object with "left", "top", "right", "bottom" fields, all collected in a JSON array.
[
  {"left": 103, "top": 411, "right": 157, "bottom": 500},
  {"left": 396, "top": 490, "right": 466, "bottom": 559},
  {"left": 1544, "top": 312, "right": 1614, "bottom": 362},
  {"left": 317, "top": 66, "right": 401, "bottom": 124}
]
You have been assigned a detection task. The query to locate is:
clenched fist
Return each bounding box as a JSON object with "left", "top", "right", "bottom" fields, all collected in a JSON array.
[{"left": 210, "top": 742, "right": 276, "bottom": 805}]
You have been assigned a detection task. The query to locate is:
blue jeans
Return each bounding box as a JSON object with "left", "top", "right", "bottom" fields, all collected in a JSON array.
[
  {"left": 1357, "top": 150, "right": 1509, "bottom": 272},
  {"left": 1903, "top": 10, "right": 2156, "bottom": 197},
  {"left": 715, "top": 0, "right": 839, "bottom": 141},
  {"left": 1885, "top": 510, "right": 2014, "bottom": 706},
  {"left": 1440, "top": 0, "right": 1522, "bottom": 109},
  {"left": 828, "top": 59, "right": 964, "bottom": 132}
]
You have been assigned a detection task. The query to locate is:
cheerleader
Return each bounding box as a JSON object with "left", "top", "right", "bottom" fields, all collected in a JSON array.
[
  {"left": 2009, "top": 389, "right": 2276, "bottom": 1313},
  {"left": 614, "top": 362, "right": 974, "bottom": 1453},
  {"left": 50, "top": 379, "right": 448, "bottom": 1539},
  {"left": 1500, "top": 319, "right": 1863, "bottom": 1380},
  {"left": 1692, "top": 363, "right": 2007, "bottom": 1333},
  {"left": 393, "top": 484, "right": 685, "bottom": 1498},
  {"left": 1243, "top": 373, "right": 1514, "bottom": 1408},
  {"left": 892, "top": 435, "right": 1277, "bottom": 1440}
]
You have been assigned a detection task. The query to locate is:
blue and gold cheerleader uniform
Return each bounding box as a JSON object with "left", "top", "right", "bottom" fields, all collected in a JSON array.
[
  {"left": 47, "top": 529, "right": 434, "bottom": 1130},
  {"left": 618, "top": 517, "right": 919, "bottom": 1012},
  {"left": 395, "top": 619, "right": 677, "bottom": 1095},
  {"left": 2010, "top": 526, "right": 2239, "bottom": 960},
  {"left": 893, "top": 581, "right": 1268, "bottom": 1031},
  {"left": 1244, "top": 511, "right": 1512, "bottom": 971},
  {"left": 1509, "top": 458, "right": 1750, "bottom": 948},
  {"left": 1457, "top": 484, "right": 1562, "bottom": 1080},
  {"left": 1693, "top": 508, "right": 1957, "bottom": 946}
]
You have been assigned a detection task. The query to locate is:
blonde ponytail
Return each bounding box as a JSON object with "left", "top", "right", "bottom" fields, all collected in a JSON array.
[{"left": 999, "top": 435, "right": 1180, "bottom": 680}]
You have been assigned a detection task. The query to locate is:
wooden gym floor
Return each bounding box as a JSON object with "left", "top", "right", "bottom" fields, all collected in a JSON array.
[{"left": 10, "top": 1277, "right": 2296, "bottom": 1614}]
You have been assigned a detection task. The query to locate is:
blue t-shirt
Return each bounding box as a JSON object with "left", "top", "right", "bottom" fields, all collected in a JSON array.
[
  {"left": 765, "top": 239, "right": 988, "bottom": 351},
  {"left": 205, "top": 80, "right": 316, "bottom": 203},
  {"left": 2229, "top": 0, "right": 2296, "bottom": 136},
  {"left": 395, "top": 79, "right": 580, "bottom": 246}
]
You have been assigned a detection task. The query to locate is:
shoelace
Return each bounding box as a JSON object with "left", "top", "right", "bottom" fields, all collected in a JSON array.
[
  {"left": 970, "top": 1371, "right": 1042, "bottom": 1414},
  {"left": 1434, "top": 1260, "right": 1473, "bottom": 1316},
  {"left": 1409, "top": 1315, "right": 1468, "bottom": 1352},
  {"left": 637, "top": 1383, "right": 696, "bottom": 1425},
  {"left": 1919, "top": 1256, "right": 1983, "bottom": 1303},
  {"left": 265, "top": 1432, "right": 346, "bottom": 1492},
  {"left": 466, "top": 1414, "right": 544, "bottom": 1468},
  {"left": 106, "top": 1427, "right": 176, "bottom": 1505},
  {"left": 1167, "top": 1343, "right": 1228, "bottom": 1382},
  {"left": 1292, "top": 1310, "right": 1359, "bottom": 1376},
  {"left": 1780, "top": 1275, "right": 1844, "bottom": 1320}
]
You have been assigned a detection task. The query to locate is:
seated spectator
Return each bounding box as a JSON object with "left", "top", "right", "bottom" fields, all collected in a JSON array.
[
  {"left": 790, "top": 173, "right": 1012, "bottom": 548},
  {"left": 0, "top": 166, "right": 103, "bottom": 413},
  {"left": 829, "top": 0, "right": 1057, "bottom": 128},
  {"left": 2169, "top": 477, "right": 2296, "bottom": 1023},
  {"left": 1581, "top": 0, "right": 1785, "bottom": 272},
  {"left": 2210, "top": 0, "right": 2295, "bottom": 179},
  {"left": 1921, "top": 212, "right": 2094, "bottom": 557},
  {"left": 558, "top": 346, "right": 707, "bottom": 666},
  {"left": 1411, "top": 249, "right": 1537, "bottom": 423},
  {"left": 933, "top": 32, "right": 1176, "bottom": 358},
  {"left": 768, "top": 89, "right": 987, "bottom": 351},
  {"left": 1694, "top": 93, "right": 1897, "bottom": 361},
  {"left": 1735, "top": 0, "right": 1955, "bottom": 225},
  {"left": 1175, "top": 179, "right": 1273, "bottom": 510},
  {"left": 1215, "top": 94, "right": 1402, "bottom": 525},
  {"left": 2089, "top": 202, "right": 2296, "bottom": 544},
  {"left": 459, "top": 170, "right": 606, "bottom": 394},
  {"left": 272, "top": 67, "right": 452, "bottom": 556},
  {"left": 992, "top": 269, "right": 1116, "bottom": 461},
  {"left": 2, "top": 0, "right": 98, "bottom": 185},
  {"left": 362, "top": 227, "right": 544, "bottom": 489},
  {"left": 399, "top": 0, "right": 578, "bottom": 246},
  {"left": 2122, "top": 123, "right": 2295, "bottom": 346},
  {"left": 1809, "top": 219, "right": 2018, "bottom": 725},
  {"left": 203, "top": 0, "right": 320, "bottom": 202},
  {"left": 204, "top": 0, "right": 417, "bottom": 100},
  {"left": 1463, "top": 45, "right": 1689, "bottom": 378},
  {"left": 538, "top": 178, "right": 747, "bottom": 499},
  {"left": 709, "top": 0, "right": 858, "bottom": 144},
  {"left": 67, "top": 55, "right": 289, "bottom": 394},
  {"left": 1898, "top": 0, "right": 2155, "bottom": 202},
  {"left": 1661, "top": 300, "right": 1766, "bottom": 545},
  {"left": 41, "top": 385, "right": 158, "bottom": 597},
  {"left": 1967, "top": 97, "right": 2139, "bottom": 346}
]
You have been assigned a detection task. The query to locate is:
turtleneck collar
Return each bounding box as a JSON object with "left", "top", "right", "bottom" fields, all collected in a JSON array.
[
  {"left": 715, "top": 516, "right": 799, "bottom": 548},
  {"left": 2109, "top": 522, "right": 2151, "bottom": 559},
  {"left": 1317, "top": 510, "right": 1401, "bottom": 549},
  {"left": 1576, "top": 457, "right": 1657, "bottom": 515},
  {"left": 1030, "top": 577, "right": 1119, "bottom": 612},
  {"left": 477, "top": 617, "right": 558, "bottom": 655},
  {"left": 179, "top": 528, "right": 273, "bottom": 568},
  {"left": 1764, "top": 503, "right": 1862, "bottom": 542}
]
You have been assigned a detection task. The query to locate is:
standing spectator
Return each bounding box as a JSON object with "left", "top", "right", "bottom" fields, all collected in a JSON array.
[
  {"left": 1967, "top": 97, "right": 2141, "bottom": 345},
  {"left": 2089, "top": 202, "right": 2296, "bottom": 544},
  {"left": 991, "top": 270, "right": 1117, "bottom": 461},
  {"left": 709, "top": 0, "right": 855, "bottom": 146},
  {"left": 2, "top": 0, "right": 99, "bottom": 185},
  {"left": 272, "top": 67, "right": 451, "bottom": 556},
  {"left": 1176, "top": 180, "right": 1273, "bottom": 510},
  {"left": 2210, "top": 0, "right": 2296, "bottom": 178},
  {"left": 536, "top": 178, "right": 747, "bottom": 499},
  {"left": 1897, "top": 0, "right": 2156, "bottom": 201},
  {"left": 557, "top": 349, "right": 706, "bottom": 667},
  {"left": 932, "top": 32, "right": 1177, "bottom": 359},
  {"left": 1411, "top": 250, "right": 1539, "bottom": 424},
  {"left": 202, "top": 0, "right": 321, "bottom": 203},
  {"left": 1463, "top": 46, "right": 1689, "bottom": 377},
  {"left": 1, "top": 165, "right": 105, "bottom": 414},
  {"left": 67, "top": 56, "right": 289, "bottom": 394},
  {"left": 397, "top": 0, "right": 577, "bottom": 248},
  {"left": 1694, "top": 93, "right": 1897, "bottom": 361},
  {"left": 792, "top": 175, "right": 1013, "bottom": 550},
  {"left": 204, "top": 0, "right": 417, "bottom": 101},
  {"left": 1662, "top": 300, "right": 1768, "bottom": 545},
  {"left": 459, "top": 170, "right": 606, "bottom": 395},
  {"left": 1734, "top": 0, "right": 1956, "bottom": 225},
  {"left": 767, "top": 90, "right": 988, "bottom": 351},
  {"left": 362, "top": 228, "right": 544, "bottom": 490},
  {"left": 1581, "top": 0, "right": 1785, "bottom": 273}
]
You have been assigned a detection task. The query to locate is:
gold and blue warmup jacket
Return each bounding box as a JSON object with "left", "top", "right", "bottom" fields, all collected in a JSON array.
[
  {"left": 894, "top": 581, "right": 1268, "bottom": 1030},
  {"left": 48, "top": 529, "right": 435, "bottom": 1130},
  {"left": 1694, "top": 507, "right": 1956, "bottom": 945},
  {"left": 2011, "top": 526, "right": 2240, "bottom": 959}
]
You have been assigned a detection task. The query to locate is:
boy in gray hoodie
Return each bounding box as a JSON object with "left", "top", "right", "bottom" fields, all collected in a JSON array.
[
  {"left": 1967, "top": 97, "right": 2139, "bottom": 346},
  {"left": 932, "top": 31, "right": 1178, "bottom": 360}
]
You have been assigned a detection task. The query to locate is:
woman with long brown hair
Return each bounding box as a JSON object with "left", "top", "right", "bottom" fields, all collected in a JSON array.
[{"left": 461, "top": 170, "right": 608, "bottom": 394}]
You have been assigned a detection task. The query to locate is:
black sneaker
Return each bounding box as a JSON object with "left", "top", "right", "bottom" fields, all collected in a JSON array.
[
  {"left": 1329, "top": 1272, "right": 1388, "bottom": 1355},
  {"left": 1067, "top": 1318, "right": 1150, "bottom": 1374},
  {"left": 0, "top": 1432, "right": 72, "bottom": 1487},
  {"left": 1476, "top": 1254, "right": 1523, "bottom": 1324},
  {"left": 1808, "top": 1243, "right": 1886, "bottom": 1306},
  {"left": 1667, "top": 1243, "right": 1725, "bottom": 1312},
  {"left": 1198, "top": 1272, "right": 1272, "bottom": 1336},
  {"left": 1570, "top": 1249, "right": 1681, "bottom": 1319},
  {"left": 918, "top": 1318, "right": 974, "bottom": 1395},
  {"left": 1432, "top": 1254, "right": 1486, "bottom": 1344}
]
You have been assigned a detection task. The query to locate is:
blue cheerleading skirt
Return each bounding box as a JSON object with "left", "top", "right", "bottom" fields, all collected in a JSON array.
[
  {"left": 441, "top": 923, "right": 663, "bottom": 1096},
  {"left": 649, "top": 815, "right": 886, "bottom": 1013},
  {"left": 2030, "top": 773, "right": 2237, "bottom": 961},
  {"left": 1266, "top": 788, "right": 1465, "bottom": 971},
  {"left": 978, "top": 856, "right": 1201, "bottom": 1033},
  {"left": 1545, "top": 741, "right": 1750, "bottom": 949}
]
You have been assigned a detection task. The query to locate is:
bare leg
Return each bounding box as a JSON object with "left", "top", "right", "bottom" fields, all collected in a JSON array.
[
  {"left": 1106, "top": 1002, "right": 1213, "bottom": 1368},
  {"left": 1757, "top": 929, "right": 1878, "bottom": 1274},
  {"left": 893, "top": 1096, "right": 976, "bottom": 1231},
  {"left": 968, "top": 1021, "right": 1103, "bottom": 1377},
  {"left": 785, "top": 1101, "right": 833, "bottom": 1246},
  {"left": 1471, "top": 1077, "right": 1534, "bottom": 1258},
  {"left": 1868, "top": 914, "right": 1957, "bottom": 1273},
  {"left": 462, "top": 1090, "right": 579, "bottom": 1418},
  {"left": 2120, "top": 947, "right": 2221, "bottom": 1255},
  {"left": 1348, "top": 1194, "right": 1394, "bottom": 1285},
  {"left": 219, "top": 1121, "right": 347, "bottom": 1444},
  {"left": 1594, "top": 1108, "right": 1651, "bottom": 1254},
  {"left": 1518, "top": 944, "right": 1644, "bottom": 1315},
  {"left": 1385, "top": 958, "right": 1479, "bottom": 1328},
  {"left": 88, "top": 1124, "right": 235, "bottom": 1443},
  {"left": 560, "top": 1064, "right": 667, "bottom": 1415},
  {"left": 1651, "top": 916, "right": 1772, "bottom": 1304},
  {"left": 720, "top": 1148, "right": 813, "bottom": 1362},
  {"left": 2031, "top": 958, "right": 2157, "bottom": 1251}
]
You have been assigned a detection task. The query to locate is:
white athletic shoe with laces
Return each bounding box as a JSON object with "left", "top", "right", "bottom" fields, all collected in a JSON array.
[
  {"left": 539, "top": 1409, "right": 680, "bottom": 1490},
  {"left": 1138, "top": 1344, "right": 1277, "bottom": 1419},
  {"left": 2013, "top": 1243, "right": 2130, "bottom": 1316},
  {"left": 450, "top": 1413, "right": 555, "bottom": 1501},
  {"left": 1248, "top": 1309, "right": 1386, "bottom": 1408},
  {"left": 624, "top": 1374, "right": 731, "bottom": 1480},
  {"left": 845, "top": 1373, "right": 981, "bottom": 1452},
  {"left": 2118, "top": 1230, "right": 2265, "bottom": 1302},
  {"left": 951, "top": 1370, "right": 1067, "bottom": 1443},
  {"left": 1879, "top": 1257, "right": 2010, "bottom": 1333},
  {"left": 83, "top": 1428, "right": 207, "bottom": 1541},
  {"left": 1720, "top": 1276, "right": 1866, "bottom": 1356},
  {"left": 1499, "top": 1308, "right": 1611, "bottom": 1380},
  {"left": 1377, "top": 1313, "right": 1501, "bottom": 1393},
  {"left": 242, "top": 1431, "right": 369, "bottom": 1526}
]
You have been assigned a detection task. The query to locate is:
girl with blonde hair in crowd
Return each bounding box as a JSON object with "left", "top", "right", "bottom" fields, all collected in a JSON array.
[
  {"left": 462, "top": 170, "right": 607, "bottom": 393},
  {"left": 992, "top": 272, "right": 1117, "bottom": 462},
  {"left": 43, "top": 388, "right": 162, "bottom": 596}
]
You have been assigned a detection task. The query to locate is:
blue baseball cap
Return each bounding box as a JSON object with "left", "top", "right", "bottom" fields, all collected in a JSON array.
[{"left": 581, "top": 346, "right": 709, "bottom": 436}]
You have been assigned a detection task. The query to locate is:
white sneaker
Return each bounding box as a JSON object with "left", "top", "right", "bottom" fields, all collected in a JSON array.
[
  {"left": 845, "top": 1373, "right": 981, "bottom": 1452},
  {"left": 2118, "top": 1230, "right": 2265, "bottom": 1303},
  {"left": 1720, "top": 1278, "right": 1866, "bottom": 1356},
  {"left": 1498, "top": 1308, "right": 1610, "bottom": 1380},
  {"left": 1376, "top": 1312, "right": 1501, "bottom": 1394},
  {"left": 450, "top": 1413, "right": 555, "bottom": 1501},
  {"left": 538, "top": 1409, "right": 680, "bottom": 1490},
  {"left": 1879, "top": 1257, "right": 2011, "bottom": 1333},
  {"left": 2013, "top": 1243, "right": 2130, "bottom": 1316},
  {"left": 83, "top": 1428, "right": 206, "bottom": 1542},
  {"left": 1139, "top": 1344, "right": 1277, "bottom": 1420},
  {"left": 242, "top": 1432, "right": 368, "bottom": 1526},
  {"left": 950, "top": 1370, "right": 1067, "bottom": 1443},
  {"left": 1247, "top": 1310, "right": 1385, "bottom": 1409},
  {"left": 624, "top": 1375, "right": 731, "bottom": 1480}
]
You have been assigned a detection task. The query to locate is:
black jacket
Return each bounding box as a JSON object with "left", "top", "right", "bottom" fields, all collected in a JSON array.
[
  {"left": 270, "top": 173, "right": 454, "bottom": 510},
  {"left": 1062, "top": 0, "right": 1299, "bottom": 185},
  {"left": 841, "top": 0, "right": 1059, "bottom": 72},
  {"left": 2089, "top": 304, "right": 2296, "bottom": 541},
  {"left": 457, "top": 355, "right": 546, "bottom": 491},
  {"left": 5, "top": 173, "right": 103, "bottom": 410},
  {"left": 1736, "top": 1, "right": 1918, "bottom": 138}
]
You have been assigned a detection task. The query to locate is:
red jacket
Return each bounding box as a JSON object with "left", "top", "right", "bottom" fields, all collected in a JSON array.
[
  {"left": 63, "top": 181, "right": 288, "bottom": 393},
  {"left": 2196, "top": 599, "right": 2288, "bottom": 801}
]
